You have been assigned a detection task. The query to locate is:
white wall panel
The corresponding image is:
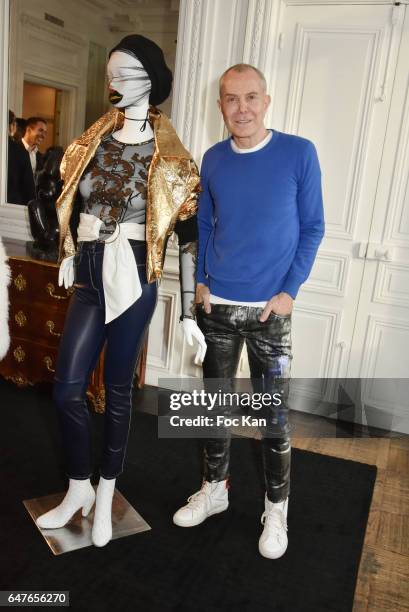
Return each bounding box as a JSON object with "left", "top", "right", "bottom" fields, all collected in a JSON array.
[
  {"left": 291, "top": 306, "right": 340, "bottom": 378},
  {"left": 306, "top": 252, "right": 349, "bottom": 296},
  {"left": 374, "top": 262, "right": 409, "bottom": 308},
  {"left": 360, "top": 315, "right": 409, "bottom": 379}
]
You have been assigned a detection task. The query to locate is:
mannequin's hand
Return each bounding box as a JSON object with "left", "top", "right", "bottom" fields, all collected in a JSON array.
[
  {"left": 58, "top": 255, "right": 75, "bottom": 289},
  {"left": 259, "top": 292, "right": 293, "bottom": 322},
  {"left": 182, "top": 318, "right": 207, "bottom": 365},
  {"left": 196, "top": 283, "right": 211, "bottom": 314}
]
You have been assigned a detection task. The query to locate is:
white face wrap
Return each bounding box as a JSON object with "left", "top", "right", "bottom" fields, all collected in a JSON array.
[{"left": 107, "top": 51, "right": 151, "bottom": 108}]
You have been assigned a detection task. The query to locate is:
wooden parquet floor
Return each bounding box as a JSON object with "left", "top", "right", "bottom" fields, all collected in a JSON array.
[{"left": 292, "top": 436, "right": 409, "bottom": 612}]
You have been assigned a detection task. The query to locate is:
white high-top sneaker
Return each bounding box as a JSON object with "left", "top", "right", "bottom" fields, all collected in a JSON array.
[
  {"left": 258, "top": 494, "right": 288, "bottom": 559},
  {"left": 36, "top": 479, "right": 95, "bottom": 529},
  {"left": 173, "top": 480, "right": 229, "bottom": 527}
]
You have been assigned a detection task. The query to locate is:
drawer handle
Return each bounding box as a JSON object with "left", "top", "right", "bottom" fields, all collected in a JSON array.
[
  {"left": 43, "top": 356, "right": 55, "bottom": 373},
  {"left": 15, "top": 310, "right": 27, "bottom": 327},
  {"left": 7, "top": 373, "right": 30, "bottom": 387},
  {"left": 46, "top": 320, "right": 62, "bottom": 337},
  {"left": 14, "top": 274, "right": 27, "bottom": 291},
  {"left": 46, "top": 283, "right": 74, "bottom": 300},
  {"left": 13, "top": 345, "right": 25, "bottom": 362}
]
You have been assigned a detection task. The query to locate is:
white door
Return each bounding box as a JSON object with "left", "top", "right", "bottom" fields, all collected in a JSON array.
[
  {"left": 346, "top": 8, "right": 409, "bottom": 432},
  {"left": 269, "top": 3, "right": 405, "bottom": 384}
]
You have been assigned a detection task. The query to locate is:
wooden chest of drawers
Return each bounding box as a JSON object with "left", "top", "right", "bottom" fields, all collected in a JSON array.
[
  {"left": 0, "top": 253, "right": 107, "bottom": 410},
  {"left": 0, "top": 242, "right": 147, "bottom": 411}
]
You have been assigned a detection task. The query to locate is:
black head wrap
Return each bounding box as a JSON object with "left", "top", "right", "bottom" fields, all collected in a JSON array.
[{"left": 109, "top": 34, "right": 173, "bottom": 106}]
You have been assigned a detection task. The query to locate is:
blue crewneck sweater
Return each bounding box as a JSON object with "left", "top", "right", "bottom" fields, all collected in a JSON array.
[{"left": 197, "top": 130, "right": 325, "bottom": 300}]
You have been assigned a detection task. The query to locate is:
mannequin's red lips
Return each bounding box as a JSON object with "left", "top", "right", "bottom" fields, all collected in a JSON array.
[{"left": 109, "top": 90, "right": 123, "bottom": 104}]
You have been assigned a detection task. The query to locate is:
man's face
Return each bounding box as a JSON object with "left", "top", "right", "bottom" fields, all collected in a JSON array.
[
  {"left": 26, "top": 121, "right": 47, "bottom": 147},
  {"left": 218, "top": 69, "right": 270, "bottom": 143}
]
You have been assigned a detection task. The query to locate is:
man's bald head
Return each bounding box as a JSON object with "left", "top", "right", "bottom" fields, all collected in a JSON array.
[{"left": 219, "top": 64, "right": 267, "bottom": 97}]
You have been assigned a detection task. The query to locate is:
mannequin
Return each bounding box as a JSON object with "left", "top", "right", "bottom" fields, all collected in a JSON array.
[{"left": 36, "top": 35, "right": 206, "bottom": 547}]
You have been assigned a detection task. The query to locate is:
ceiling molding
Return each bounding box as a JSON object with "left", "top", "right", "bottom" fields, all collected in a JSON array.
[
  {"left": 103, "top": 13, "right": 141, "bottom": 33},
  {"left": 20, "top": 12, "right": 87, "bottom": 47},
  {"left": 71, "top": 0, "right": 111, "bottom": 12}
]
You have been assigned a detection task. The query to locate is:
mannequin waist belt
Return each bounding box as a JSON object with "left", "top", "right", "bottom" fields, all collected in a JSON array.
[{"left": 77, "top": 213, "right": 146, "bottom": 323}]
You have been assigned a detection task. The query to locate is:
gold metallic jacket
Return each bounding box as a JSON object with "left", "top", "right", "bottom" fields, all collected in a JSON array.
[{"left": 56, "top": 106, "right": 200, "bottom": 282}]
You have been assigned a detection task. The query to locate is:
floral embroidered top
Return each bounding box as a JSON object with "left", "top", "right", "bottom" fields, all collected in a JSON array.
[{"left": 79, "top": 134, "right": 154, "bottom": 233}]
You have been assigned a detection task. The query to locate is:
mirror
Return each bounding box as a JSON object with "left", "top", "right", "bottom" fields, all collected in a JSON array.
[{"left": 6, "top": 0, "right": 179, "bottom": 206}]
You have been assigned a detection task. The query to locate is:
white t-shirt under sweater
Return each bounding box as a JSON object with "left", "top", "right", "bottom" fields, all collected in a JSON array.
[{"left": 209, "top": 130, "right": 273, "bottom": 307}]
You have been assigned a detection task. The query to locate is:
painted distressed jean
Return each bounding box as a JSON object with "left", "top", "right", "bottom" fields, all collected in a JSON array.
[{"left": 196, "top": 303, "right": 292, "bottom": 503}]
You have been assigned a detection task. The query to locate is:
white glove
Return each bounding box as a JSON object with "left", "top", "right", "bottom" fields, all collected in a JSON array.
[
  {"left": 182, "top": 318, "right": 207, "bottom": 365},
  {"left": 58, "top": 255, "right": 75, "bottom": 289}
]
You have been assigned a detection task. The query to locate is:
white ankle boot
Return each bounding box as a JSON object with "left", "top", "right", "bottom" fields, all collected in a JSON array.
[
  {"left": 258, "top": 494, "right": 288, "bottom": 559},
  {"left": 36, "top": 479, "right": 95, "bottom": 529},
  {"left": 91, "top": 477, "right": 115, "bottom": 547},
  {"left": 173, "top": 480, "right": 229, "bottom": 527}
]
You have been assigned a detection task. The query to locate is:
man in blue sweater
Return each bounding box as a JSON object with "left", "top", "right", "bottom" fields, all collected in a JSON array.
[{"left": 173, "top": 64, "right": 324, "bottom": 559}]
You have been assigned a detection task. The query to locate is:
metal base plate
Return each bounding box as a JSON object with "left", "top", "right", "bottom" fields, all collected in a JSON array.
[{"left": 23, "top": 487, "right": 151, "bottom": 555}]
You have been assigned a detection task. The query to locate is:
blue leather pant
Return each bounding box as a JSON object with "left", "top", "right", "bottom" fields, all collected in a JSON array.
[
  {"left": 196, "top": 304, "right": 292, "bottom": 502},
  {"left": 53, "top": 240, "right": 157, "bottom": 480}
]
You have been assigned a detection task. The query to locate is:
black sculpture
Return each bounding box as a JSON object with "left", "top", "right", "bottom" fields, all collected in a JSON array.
[{"left": 27, "top": 146, "right": 64, "bottom": 261}]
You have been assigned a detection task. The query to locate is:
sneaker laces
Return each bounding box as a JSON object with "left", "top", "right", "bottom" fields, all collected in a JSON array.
[
  {"left": 186, "top": 489, "right": 208, "bottom": 511},
  {"left": 261, "top": 507, "right": 288, "bottom": 535}
]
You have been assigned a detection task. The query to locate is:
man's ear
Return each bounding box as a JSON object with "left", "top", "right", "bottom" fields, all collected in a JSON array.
[{"left": 265, "top": 94, "right": 271, "bottom": 110}]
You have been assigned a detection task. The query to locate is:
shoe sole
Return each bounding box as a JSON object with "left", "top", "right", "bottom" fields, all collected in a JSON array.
[
  {"left": 92, "top": 532, "right": 112, "bottom": 547},
  {"left": 258, "top": 543, "right": 288, "bottom": 559},
  {"left": 173, "top": 501, "right": 229, "bottom": 527}
]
